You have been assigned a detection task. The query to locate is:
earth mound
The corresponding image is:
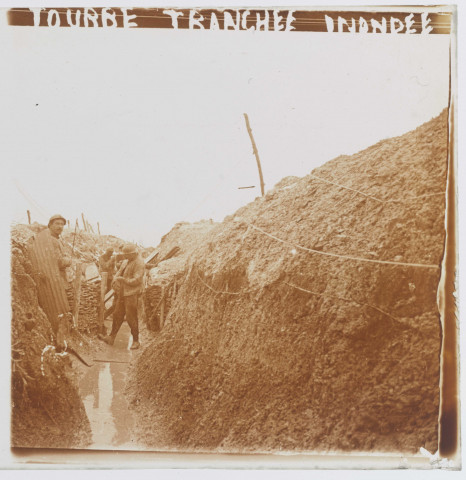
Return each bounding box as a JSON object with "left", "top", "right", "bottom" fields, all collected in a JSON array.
[{"left": 128, "top": 110, "right": 448, "bottom": 453}]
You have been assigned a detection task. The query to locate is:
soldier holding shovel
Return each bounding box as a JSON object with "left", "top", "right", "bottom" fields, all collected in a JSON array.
[{"left": 99, "top": 244, "right": 144, "bottom": 350}]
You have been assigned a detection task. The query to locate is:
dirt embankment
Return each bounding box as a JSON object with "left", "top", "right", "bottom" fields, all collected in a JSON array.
[
  {"left": 61, "top": 228, "right": 124, "bottom": 263},
  {"left": 128, "top": 110, "right": 449, "bottom": 454},
  {"left": 146, "top": 220, "right": 217, "bottom": 284},
  {"left": 143, "top": 220, "right": 217, "bottom": 332},
  {"left": 11, "top": 224, "right": 92, "bottom": 448}
]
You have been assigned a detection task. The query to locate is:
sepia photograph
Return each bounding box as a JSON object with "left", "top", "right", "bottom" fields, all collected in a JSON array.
[{"left": 0, "top": 1, "right": 461, "bottom": 471}]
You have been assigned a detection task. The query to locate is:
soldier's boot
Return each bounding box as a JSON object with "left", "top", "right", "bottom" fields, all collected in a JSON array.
[{"left": 100, "top": 334, "right": 116, "bottom": 346}]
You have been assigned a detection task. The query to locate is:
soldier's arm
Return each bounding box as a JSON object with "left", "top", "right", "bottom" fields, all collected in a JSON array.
[
  {"left": 115, "top": 259, "right": 127, "bottom": 277},
  {"left": 58, "top": 256, "right": 71, "bottom": 269},
  {"left": 123, "top": 261, "right": 144, "bottom": 286},
  {"left": 56, "top": 241, "right": 71, "bottom": 270}
]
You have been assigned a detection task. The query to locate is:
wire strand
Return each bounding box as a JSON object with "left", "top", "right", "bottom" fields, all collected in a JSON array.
[
  {"left": 241, "top": 219, "right": 440, "bottom": 270},
  {"left": 284, "top": 281, "right": 399, "bottom": 322},
  {"left": 309, "top": 173, "right": 445, "bottom": 203},
  {"left": 195, "top": 267, "right": 266, "bottom": 296},
  {"left": 194, "top": 268, "right": 402, "bottom": 324}
]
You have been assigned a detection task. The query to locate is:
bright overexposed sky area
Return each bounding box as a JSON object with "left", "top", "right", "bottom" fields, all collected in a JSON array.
[{"left": 1, "top": 8, "right": 450, "bottom": 246}]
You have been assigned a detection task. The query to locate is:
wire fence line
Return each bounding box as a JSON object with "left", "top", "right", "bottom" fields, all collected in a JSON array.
[
  {"left": 195, "top": 266, "right": 265, "bottom": 296},
  {"left": 194, "top": 268, "right": 402, "bottom": 323},
  {"left": 309, "top": 174, "right": 384, "bottom": 203},
  {"left": 308, "top": 173, "right": 445, "bottom": 204},
  {"left": 194, "top": 210, "right": 441, "bottom": 320},
  {"left": 238, "top": 219, "right": 440, "bottom": 270},
  {"left": 196, "top": 268, "right": 241, "bottom": 296},
  {"left": 284, "top": 281, "right": 400, "bottom": 323}
]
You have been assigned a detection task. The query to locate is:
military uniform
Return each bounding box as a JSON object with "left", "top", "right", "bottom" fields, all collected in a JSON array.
[{"left": 108, "top": 251, "right": 144, "bottom": 346}]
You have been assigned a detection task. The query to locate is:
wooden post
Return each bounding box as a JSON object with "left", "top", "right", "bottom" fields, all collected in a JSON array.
[
  {"left": 72, "top": 219, "right": 79, "bottom": 254},
  {"left": 97, "top": 222, "right": 101, "bottom": 235},
  {"left": 243, "top": 113, "right": 265, "bottom": 197},
  {"left": 73, "top": 263, "right": 83, "bottom": 328},
  {"left": 81, "top": 213, "right": 87, "bottom": 232},
  {"left": 99, "top": 273, "right": 108, "bottom": 329},
  {"left": 27, "top": 210, "right": 31, "bottom": 225}
]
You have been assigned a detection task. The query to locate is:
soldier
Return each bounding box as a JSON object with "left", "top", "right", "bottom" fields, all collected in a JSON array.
[
  {"left": 101, "top": 244, "right": 144, "bottom": 350},
  {"left": 99, "top": 247, "right": 115, "bottom": 293},
  {"left": 27, "top": 214, "right": 72, "bottom": 343},
  {"left": 115, "top": 243, "right": 126, "bottom": 270},
  {"left": 47, "top": 214, "right": 72, "bottom": 285}
]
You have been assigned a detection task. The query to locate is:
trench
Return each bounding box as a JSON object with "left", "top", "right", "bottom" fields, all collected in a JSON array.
[{"left": 78, "top": 320, "right": 136, "bottom": 450}]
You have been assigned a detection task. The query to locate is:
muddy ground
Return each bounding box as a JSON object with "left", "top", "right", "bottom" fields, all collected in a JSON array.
[{"left": 127, "top": 110, "right": 448, "bottom": 454}]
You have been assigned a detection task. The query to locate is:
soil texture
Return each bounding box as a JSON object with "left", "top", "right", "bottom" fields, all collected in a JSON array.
[{"left": 128, "top": 110, "right": 448, "bottom": 454}]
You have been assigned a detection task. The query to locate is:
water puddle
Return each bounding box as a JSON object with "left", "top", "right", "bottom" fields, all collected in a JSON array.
[{"left": 79, "top": 321, "right": 136, "bottom": 449}]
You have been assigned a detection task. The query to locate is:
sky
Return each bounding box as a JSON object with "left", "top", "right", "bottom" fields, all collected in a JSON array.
[{"left": 1, "top": 8, "right": 450, "bottom": 247}]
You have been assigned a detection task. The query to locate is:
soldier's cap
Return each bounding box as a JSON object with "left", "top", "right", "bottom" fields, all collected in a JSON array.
[
  {"left": 123, "top": 244, "right": 138, "bottom": 255},
  {"left": 48, "top": 214, "right": 67, "bottom": 226}
]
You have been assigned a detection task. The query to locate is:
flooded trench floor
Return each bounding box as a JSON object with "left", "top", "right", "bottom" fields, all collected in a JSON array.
[{"left": 79, "top": 320, "right": 137, "bottom": 449}]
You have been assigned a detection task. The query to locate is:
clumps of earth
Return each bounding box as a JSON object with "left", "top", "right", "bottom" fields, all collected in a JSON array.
[{"left": 128, "top": 109, "right": 448, "bottom": 454}]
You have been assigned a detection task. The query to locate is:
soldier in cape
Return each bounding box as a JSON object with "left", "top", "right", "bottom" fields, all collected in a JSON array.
[{"left": 27, "top": 214, "right": 73, "bottom": 347}]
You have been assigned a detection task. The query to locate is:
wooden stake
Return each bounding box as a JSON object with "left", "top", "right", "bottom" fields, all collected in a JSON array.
[
  {"left": 99, "top": 273, "right": 108, "bottom": 328},
  {"left": 72, "top": 220, "right": 78, "bottom": 254},
  {"left": 27, "top": 210, "right": 31, "bottom": 225},
  {"left": 97, "top": 222, "right": 101, "bottom": 235},
  {"left": 73, "top": 263, "right": 83, "bottom": 328},
  {"left": 243, "top": 113, "right": 265, "bottom": 197}
]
